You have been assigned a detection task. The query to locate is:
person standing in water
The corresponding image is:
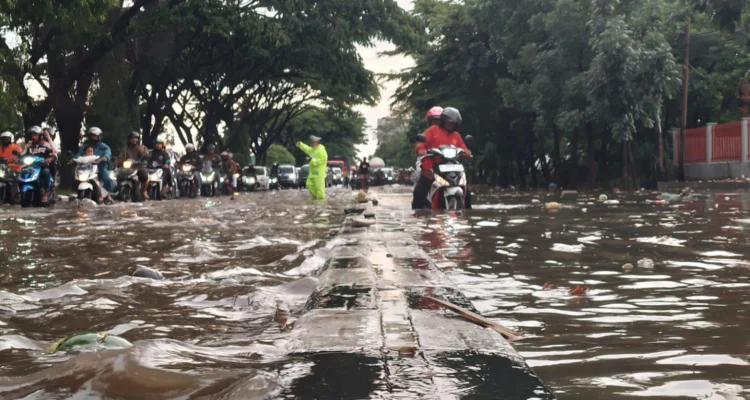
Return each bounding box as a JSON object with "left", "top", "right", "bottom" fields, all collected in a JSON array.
[{"left": 296, "top": 135, "right": 328, "bottom": 200}]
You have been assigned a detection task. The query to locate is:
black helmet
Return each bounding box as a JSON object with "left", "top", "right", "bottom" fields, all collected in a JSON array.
[
  {"left": 439, "top": 107, "right": 462, "bottom": 132},
  {"left": 206, "top": 144, "right": 216, "bottom": 152},
  {"left": 128, "top": 131, "right": 140, "bottom": 139}
]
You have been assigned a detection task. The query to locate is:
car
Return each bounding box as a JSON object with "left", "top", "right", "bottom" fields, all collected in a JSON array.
[
  {"left": 254, "top": 166, "right": 270, "bottom": 190},
  {"left": 297, "top": 164, "right": 309, "bottom": 188},
  {"left": 277, "top": 164, "right": 297, "bottom": 188},
  {"left": 331, "top": 168, "right": 343, "bottom": 185},
  {"left": 380, "top": 167, "right": 395, "bottom": 184}
]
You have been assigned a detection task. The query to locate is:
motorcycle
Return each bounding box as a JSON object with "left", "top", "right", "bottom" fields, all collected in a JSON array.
[
  {"left": 146, "top": 165, "right": 171, "bottom": 201},
  {"left": 240, "top": 167, "right": 258, "bottom": 192},
  {"left": 73, "top": 155, "right": 107, "bottom": 202},
  {"left": 0, "top": 157, "right": 19, "bottom": 205},
  {"left": 416, "top": 134, "right": 472, "bottom": 211},
  {"left": 221, "top": 172, "right": 239, "bottom": 195},
  {"left": 16, "top": 150, "right": 56, "bottom": 207},
  {"left": 200, "top": 161, "right": 220, "bottom": 197},
  {"left": 176, "top": 163, "right": 198, "bottom": 199},
  {"left": 116, "top": 159, "right": 143, "bottom": 202}
]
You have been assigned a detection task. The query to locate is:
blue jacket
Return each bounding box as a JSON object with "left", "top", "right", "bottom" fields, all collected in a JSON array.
[{"left": 77, "top": 142, "right": 112, "bottom": 167}]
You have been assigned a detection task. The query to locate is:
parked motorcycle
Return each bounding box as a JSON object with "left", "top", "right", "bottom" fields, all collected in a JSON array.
[
  {"left": 116, "top": 159, "right": 143, "bottom": 202},
  {"left": 200, "top": 161, "right": 219, "bottom": 197},
  {"left": 176, "top": 163, "right": 198, "bottom": 199},
  {"left": 73, "top": 155, "right": 106, "bottom": 202},
  {"left": 0, "top": 157, "right": 19, "bottom": 205},
  {"left": 416, "top": 134, "right": 472, "bottom": 211},
  {"left": 16, "top": 150, "right": 56, "bottom": 207}
]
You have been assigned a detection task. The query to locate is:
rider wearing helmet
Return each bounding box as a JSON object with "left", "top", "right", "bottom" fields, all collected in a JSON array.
[
  {"left": 118, "top": 131, "right": 150, "bottom": 200},
  {"left": 179, "top": 143, "right": 203, "bottom": 188},
  {"left": 0, "top": 131, "right": 22, "bottom": 172},
  {"left": 23, "top": 126, "right": 57, "bottom": 200},
  {"left": 411, "top": 107, "right": 472, "bottom": 209},
  {"left": 203, "top": 144, "right": 220, "bottom": 169},
  {"left": 76, "top": 127, "right": 115, "bottom": 193},
  {"left": 148, "top": 135, "right": 173, "bottom": 195},
  {"left": 219, "top": 151, "right": 238, "bottom": 192}
]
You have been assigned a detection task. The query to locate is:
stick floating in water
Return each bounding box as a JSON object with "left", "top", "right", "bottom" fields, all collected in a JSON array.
[{"left": 425, "top": 296, "right": 521, "bottom": 340}]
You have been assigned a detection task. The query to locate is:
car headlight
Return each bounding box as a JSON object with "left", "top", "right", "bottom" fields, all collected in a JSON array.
[
  {"left": 23, "top": 157, "right": 34, "bottom": 166},
  {"left": 182, "top": 165, "right": 192, "bottom": 172},
  {"left": 122, "top": 160, "right": 133, "bottom": 169},
  {"left": 109, "top": 171, "right": 117, "bottom": 180}
]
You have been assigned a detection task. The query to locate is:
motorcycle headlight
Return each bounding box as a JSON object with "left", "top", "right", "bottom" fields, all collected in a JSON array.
[
  {"left": 182, "top": 165, "right": 192, "bottom": 172},
  {"left": 149, "top": 173, "right": 159, "bottom": 180},
  {"left": 109, "top": 171, "right": 117, "bottom": 180},
  {"left": 203, "top": 174, "right": 214, "bottom": 183},
  {"left": 0, "top": 170, "right": 5, "bottom": 178},
  {"left": 23, "top": 157, "right": 33, "bottom": 166},
  {"left": 233, "top": 173, "right": 240, "bottom": 179},
  {"left": 122, "top": 160, "right": 133, "bottom": 169},
  {"left": 441, "top": 148, "right": 457, "bottom": 159},
  {"left": 434, "top": 175, "right": 449, "bottom": 187},
  {"left": 270, "top": 177, "right": 277, "bottom": 183}
]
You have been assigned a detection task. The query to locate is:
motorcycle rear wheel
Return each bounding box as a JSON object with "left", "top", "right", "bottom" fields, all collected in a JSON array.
[
  {"left": 21, "top": 190, "right": 33, "bottom": 208},
  {"left": 119, "top": 185, "right": 132, "bottom": 202}
]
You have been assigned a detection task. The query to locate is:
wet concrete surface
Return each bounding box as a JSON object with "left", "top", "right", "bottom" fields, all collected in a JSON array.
[{"left": 1, "top": 186, "right": 750, "bottom": 398}]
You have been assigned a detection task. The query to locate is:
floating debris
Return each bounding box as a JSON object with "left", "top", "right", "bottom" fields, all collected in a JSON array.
[
  {"left": 637, "top": 258, "right": 655, "bottom": 269},
  {"left": 544, "top": 202, "right": 561, "bottom": 211},
  {"left": 622, "top": 263, "right": 634, "bottom": 272},
  {"left": 599, "top": 194, "right": 608, "bottom": 201}
]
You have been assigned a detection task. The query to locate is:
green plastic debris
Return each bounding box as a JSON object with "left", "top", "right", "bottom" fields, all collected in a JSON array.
[{"left": 51, "top": 332, "right": 132, "bottom": 353}]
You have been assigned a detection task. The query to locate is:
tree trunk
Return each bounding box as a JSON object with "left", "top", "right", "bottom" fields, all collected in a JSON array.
[
  {"left": 656, "top": 112, "right": 664, "bottom": 178},
  {"left": 56, "top": 98, "right": 85, "bottom": 153},
  {"left": 569, "top": 128, "right": 580, "bottom": 188},
  {"left": 628, "top": 141, "right": 639, "bottom": 190},
  {"left": 527, "top": 124, "right": 537, "bottom": 188},
  {"left": 678, "top": 16, "right": 691, "bottom": 181},
  {"left": 585, "top": 122, "right": 597, "bottom": 188},
  {"left": 552, "top": 125, "right": 562, "bottom": 184},
  {"left": 516, "top": 152, "right": 526, "bottom": 189},
  {"left": 621, "top": 141, "right": 628, "bottom": 190}
]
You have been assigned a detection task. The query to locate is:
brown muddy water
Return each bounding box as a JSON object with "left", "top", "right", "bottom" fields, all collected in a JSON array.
[{"left": 1, "top": 186, "right": 749, "bottom": 399}]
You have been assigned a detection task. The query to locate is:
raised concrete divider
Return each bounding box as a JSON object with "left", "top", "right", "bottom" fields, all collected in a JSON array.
[{"left": 281, "top": 194, "right": 556, "bottom": 399}]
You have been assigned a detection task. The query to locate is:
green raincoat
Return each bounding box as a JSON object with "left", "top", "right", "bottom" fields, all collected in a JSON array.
[{"left": 297, "top": 142, "right": 328, "bottom": 200}]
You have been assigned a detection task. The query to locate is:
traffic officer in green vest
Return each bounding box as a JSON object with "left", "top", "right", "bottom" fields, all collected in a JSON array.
[{"left": 296, "top": 135, "right": 328, "bottom": 200}]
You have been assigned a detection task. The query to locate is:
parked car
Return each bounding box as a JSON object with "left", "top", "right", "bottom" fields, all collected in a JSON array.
[
  {"left": 278, "top": 164, "right": 297, "bottom": 188},
  {"left": 254, "top": 166, "right": 270, "bottom": 190},
  {"left": 297, "top": 164, "right": 309, "bottom": 189},
  {"left": 381, "top": 167, "right": 395, "bottom": 184}
]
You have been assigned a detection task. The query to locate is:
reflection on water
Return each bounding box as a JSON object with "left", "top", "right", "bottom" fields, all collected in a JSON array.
[
  {"left": 3, "top": 188, "right": 750, "bottom": 398},
  {"left": 416, "top": 191, "right": 750, "bottom": 399}
]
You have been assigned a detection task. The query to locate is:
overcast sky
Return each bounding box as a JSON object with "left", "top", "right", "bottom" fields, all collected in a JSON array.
[{"left": 353, "top": 0, "right": 414, "bottom": 159}]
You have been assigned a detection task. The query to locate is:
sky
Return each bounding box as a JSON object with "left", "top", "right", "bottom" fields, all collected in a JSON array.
[{"left": 353, "top": 0, "right": 414, "bottom": 159}]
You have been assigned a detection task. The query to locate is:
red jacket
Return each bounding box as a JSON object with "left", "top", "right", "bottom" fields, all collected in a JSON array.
[
  {"left": 0, "top": 144, "right": 23, "bottom": 171},
  {"left": 418, "top": 125, "right": 468, "bottom": 171}
]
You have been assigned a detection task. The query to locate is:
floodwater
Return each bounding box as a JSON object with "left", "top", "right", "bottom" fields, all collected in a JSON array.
[{"left": 1, "top": 187, "right": 749, "bottom": 399}]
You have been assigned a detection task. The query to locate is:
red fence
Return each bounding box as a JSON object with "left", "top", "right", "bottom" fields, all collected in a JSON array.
[{"left": 673, "top": 120, "right": 746, "bottom": 164}]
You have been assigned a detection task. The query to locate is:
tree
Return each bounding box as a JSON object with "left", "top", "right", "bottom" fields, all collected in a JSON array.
[{"left": 266, "top": 144, "right": 296, "bottom": 166}]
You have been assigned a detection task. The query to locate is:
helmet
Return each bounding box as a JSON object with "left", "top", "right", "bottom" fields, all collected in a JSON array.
[
  {"left": 87, "top": 127, "right": 102, "bottom": 137},
  {"left": 220, "top": 151, "right": 228, "bottom": 158},
  {"left": 128, "top": 131, "right": 140, "bottom": 139},
  {"left": 185, "top": 143, "right": 195, "bottom": 151},
  {"left": 155, "top": 135, "right": 167, "bottom": 147},
  {"left": 206, "top": 144, "right": 216, "bottom": 152},
  {"left": 227, "top": 152, "right": 233, "bottom": 159},
  {"left": 439, "top": 107, "right": 462, "bottom": 132},
  {"left": 0, "top": 131, "right": 12, "bottom": 145},
  {"left": 43, "top": 127, "right": 56, "bottom": 139},
  {"left": 28, "top": 125, "right": 42, "bottom": 139},
  {"left": 426, "top": 106, "right": 443, "bottom": 122}
]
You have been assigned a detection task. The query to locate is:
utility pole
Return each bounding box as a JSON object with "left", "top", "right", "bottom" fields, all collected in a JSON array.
[{"left": 679, "top": 15, "right": 691, "bottom": 181}]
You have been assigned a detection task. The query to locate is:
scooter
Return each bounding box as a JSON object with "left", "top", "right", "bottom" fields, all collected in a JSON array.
[
  {"left": 146, "top": 165, "right": 169, "bottom": 201},
  {"left": 200, "top": 161, "right": 220, "bottom": 197},
  {"left": 416, "top": 134, "right": 472, "bottom": 211},
  {"left": 240, "top": 167, "right": 258, "bottom": 192},
  {"left": 16, "top": 150, "right": 56, "bottom": 207},
  {"left": 116, "top": 159, "right": 143, "bottom": 202},
  {"left": 177, "top": 163, "right": 198, "bottom": 199},
  {"left": 73, "top": 155, "right": 107, "bottom": 202},
  {"left": 0, "top": 157, "right": 19, "bottom": 205}
]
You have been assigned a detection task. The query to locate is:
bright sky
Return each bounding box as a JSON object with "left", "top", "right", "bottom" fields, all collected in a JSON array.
[{"left": 353, "top": 0, "right": 414, "bottom": 159}]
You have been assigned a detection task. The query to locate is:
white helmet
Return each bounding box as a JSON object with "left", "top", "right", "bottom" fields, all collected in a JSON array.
[
  {"left": 0, "top": 131, "right": 12, "bottom": 144},
  {"left": 185, "top": 143, "right": 195, "bottom": 151},
  {"left": 28, "top": 126, "right": 42, "bottom": 135},
  {"left": 87, "top": 127, "right": 102, "bottom": 137}
]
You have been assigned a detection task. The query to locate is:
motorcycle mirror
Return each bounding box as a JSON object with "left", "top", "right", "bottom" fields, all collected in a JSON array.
[
  {"left": 415, "top": 134, "right": 427, "bottom": 143},
  {"left": 12, "top": 150, "right": 20, "bottom": 156},
  {"left": 464, "top": 135, "right": 474, "bottom": 143}
]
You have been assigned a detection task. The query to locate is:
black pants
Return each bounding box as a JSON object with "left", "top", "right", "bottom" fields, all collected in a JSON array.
[
  {"left": 136, "top": 169, "right": 148, "bottom": 188},
  {"left": 412, "top": 175, "right": 432, "bottom": 209}
]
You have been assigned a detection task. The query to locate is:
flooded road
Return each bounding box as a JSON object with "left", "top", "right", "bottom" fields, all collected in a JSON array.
[{"left": 1, "top": 187, "right": 750, "bottom": 398}]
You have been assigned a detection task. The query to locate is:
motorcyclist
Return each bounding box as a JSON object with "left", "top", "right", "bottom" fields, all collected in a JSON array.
[
  {"left": 0, "top": 131, "right": 22, "bottom": 172},
  {"left": 203, "top": 144, "right": 220, "bottom": 169},
  {"left": 23, "top": 126, "right": 56, "bottom": 201},
  {"left": 148, "top": 135, "right": 173, "bottom": 196},
  {"left": 412, "top": 107, "right": 472, "bottom": 209},
  {"left": 219, "top": 151, "right": 238, "bottom": 192},
  {"left": 179, "top": 143, "right": 203, "bottom": 188},
  {"left": 358, "top": 159, "right": 370, "bottom": 191},
  {"left": 76, "top": 127, "right": 115, "bottom": 193},
  {"left": 118, "top": 131, "right": 150, "bottom": 200},
  {"left": 270, "top": 162, "right": 280, "bottom": 178}
]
